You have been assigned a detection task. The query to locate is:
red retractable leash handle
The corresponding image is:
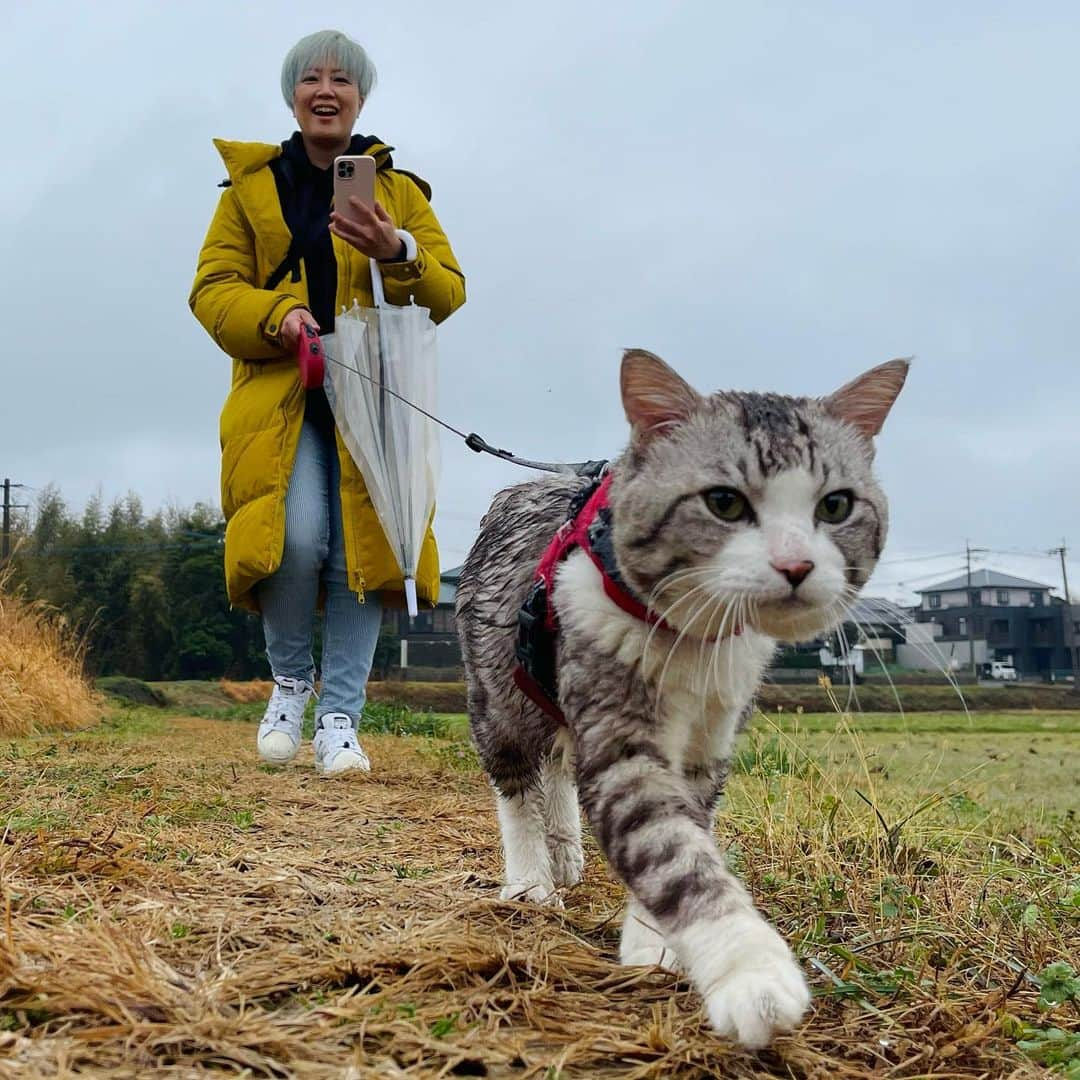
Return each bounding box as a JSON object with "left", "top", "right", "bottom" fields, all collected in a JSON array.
[{"left": 296, "top": 323, "right": 325, "bottom": 389}]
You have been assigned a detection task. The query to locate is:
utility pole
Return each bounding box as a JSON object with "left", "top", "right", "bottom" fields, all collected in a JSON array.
[
  {"left": 1051, "top": 542, "right": 1078, "bottom": 688},
  {"left": 965, "top": 541, "right": 988, "bottom": 679},
  {"left": 1, "top": 479, "right": 28, "bottom": 565},
  {"left": 965, "top": 541, "right": 976, "bottom": 678}
]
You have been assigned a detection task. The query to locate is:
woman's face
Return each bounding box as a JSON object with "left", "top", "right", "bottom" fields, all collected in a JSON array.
[{"left": 293, "top": 61, "right": 362, "bottom": 144}]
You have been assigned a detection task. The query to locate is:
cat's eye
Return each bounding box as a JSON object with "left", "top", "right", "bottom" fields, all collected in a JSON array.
[
  {"left": 704, "top": 487, "right": 750, "bottom": 523},
  {"left": 816, "top": 489, "right": 855, "bottom": 524}
]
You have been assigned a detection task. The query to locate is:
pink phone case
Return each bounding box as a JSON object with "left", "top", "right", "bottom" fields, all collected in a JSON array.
[{"left": 333, "top": 155, "right": 377, "bottom": 223}]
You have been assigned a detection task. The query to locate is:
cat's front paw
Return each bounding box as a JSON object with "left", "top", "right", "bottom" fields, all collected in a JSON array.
[
  {"left": 675, "top": 914, "right": 809, "bottom": 1048},
  {"left": 700, "top": 921, "right": 810, "bottom": 1049},
  {"left": 499, "top": 881, "right": 563, "bottom": 907},
  {"left": 705, "top": 961, "right": 809, "bottom": 1048}
]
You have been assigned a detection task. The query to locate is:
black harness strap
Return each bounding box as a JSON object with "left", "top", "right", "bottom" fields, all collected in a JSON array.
[{"left": 513, "top": 466, "right": 610, "bottom": 721}]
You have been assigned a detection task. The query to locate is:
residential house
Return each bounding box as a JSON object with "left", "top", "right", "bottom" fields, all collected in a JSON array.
[
  {"left": 382, "top": 565, "right": 463, "bottom": 677},
  {"left": 905, "top": 569, "right": 1075, "bottom": 678},
  {"left": 774, "top": 596, "right": 909, "bottom": 676},
  {"left": 841, "top": 596, "right": 910, "bottom": 661}
]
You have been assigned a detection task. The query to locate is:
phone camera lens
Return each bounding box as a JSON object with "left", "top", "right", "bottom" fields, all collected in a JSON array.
[{"left": 337, "top": 160, "right": 355, "bottom": 179}]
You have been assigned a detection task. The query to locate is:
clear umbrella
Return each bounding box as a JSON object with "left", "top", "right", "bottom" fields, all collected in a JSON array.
[{"left": 321, "top": 261, "right": 440, "bottom": 616}]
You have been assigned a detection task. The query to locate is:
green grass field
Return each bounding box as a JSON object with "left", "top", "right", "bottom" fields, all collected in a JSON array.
[
  {"left": 766, "top": 712, "right": 1079, "bottom": 824},
  {"left": 423, "top": 709, "right": 1080, "bottom": 824}
]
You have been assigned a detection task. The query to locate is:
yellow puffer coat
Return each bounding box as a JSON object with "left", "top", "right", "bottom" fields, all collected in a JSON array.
[{"left": 189, "top": 138, "right": 465, "bottom": 612}]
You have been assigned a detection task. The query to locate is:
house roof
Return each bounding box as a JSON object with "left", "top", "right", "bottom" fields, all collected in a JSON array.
[
  {"left": 917, "top": 569, "right": 1051, "bottom": 593},
  {"left": 847, "top": 596, "right": 911, "bottom": 627},
  {"left": 436, "top": 564, "right": 464, "bottom": 607}
]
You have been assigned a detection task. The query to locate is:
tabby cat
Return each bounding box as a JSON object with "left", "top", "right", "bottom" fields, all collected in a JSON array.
[{"left": 455, "top": 350, "right": 908, "bottom": 1047}]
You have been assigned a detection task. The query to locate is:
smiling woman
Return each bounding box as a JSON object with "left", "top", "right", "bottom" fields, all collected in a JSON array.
[
  {"left": 280, "top": 30, "right": 376, "bottom": 139},
  {"left": 188, "top": 29, "right": 465, "bottom": 778}
]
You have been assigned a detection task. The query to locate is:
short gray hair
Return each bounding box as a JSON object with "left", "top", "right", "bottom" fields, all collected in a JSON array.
[{"left": 280, "top": 30, "right": 377, "bottom": 108}]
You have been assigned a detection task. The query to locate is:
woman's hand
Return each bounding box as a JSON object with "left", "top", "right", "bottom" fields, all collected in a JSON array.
[
  {"left": 280, "top": 307, "right": 320, "bottom": 352},
  {"left": 330, "top": 200, "right": 404, "bottom": 261}
]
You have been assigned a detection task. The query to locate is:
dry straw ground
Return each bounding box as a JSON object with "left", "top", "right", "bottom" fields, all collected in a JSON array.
[
  {"left": 0, "top": 699, "right": 1077, "bottom": 1078},
  {"left": 0, "top": 569, "right": 100, "bottom": 738}
]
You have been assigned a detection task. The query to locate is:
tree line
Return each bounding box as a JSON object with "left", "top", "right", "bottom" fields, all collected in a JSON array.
[
  {"left": 4, "top": 488, "right": 402, "bottom": 683},
  {"left": 4, "top": 488, "right": 268, "bottom": 681}
]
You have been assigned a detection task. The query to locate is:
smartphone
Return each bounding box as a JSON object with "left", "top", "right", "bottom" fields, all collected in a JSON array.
[{"left": 333, "top": 155, "right": 377, "bottom": 223}]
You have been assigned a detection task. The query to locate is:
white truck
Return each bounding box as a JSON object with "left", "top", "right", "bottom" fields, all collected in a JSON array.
[{"left": 988, "top": 660, "right": 1018, "bottom": 682}]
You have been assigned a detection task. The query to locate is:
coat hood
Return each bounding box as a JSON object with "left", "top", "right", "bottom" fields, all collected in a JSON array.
[{"left": 212, "top": 135, "right": 432, "bottom": 199}]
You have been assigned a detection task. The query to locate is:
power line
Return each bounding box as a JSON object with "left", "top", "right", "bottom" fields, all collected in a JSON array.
[
  {"left": 877, "top": 550, "right": 967, "bottom": 566},
  {"left": 883, "top": 565, "right": 972, "bottom": 588},
  {"left": 983, "top": 546, "right": 1063, "bottom": 560}
]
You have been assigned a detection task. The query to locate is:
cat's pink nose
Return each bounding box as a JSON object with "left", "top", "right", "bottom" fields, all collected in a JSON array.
[{"left": 772, "top": 560, "right": 814, "bottom": 588}]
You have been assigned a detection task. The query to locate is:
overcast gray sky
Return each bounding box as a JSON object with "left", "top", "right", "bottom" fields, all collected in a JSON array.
[{"left": 3, "top": 1, "right": 1079, "bottom": 604}]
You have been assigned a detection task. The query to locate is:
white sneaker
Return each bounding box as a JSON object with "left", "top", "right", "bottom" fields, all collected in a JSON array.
[
  {"left": 313, "top": 714, "right": 370, "bottom": 775},
  {"left": 256, "top": 676, "right": 314, "bottom": 764}
]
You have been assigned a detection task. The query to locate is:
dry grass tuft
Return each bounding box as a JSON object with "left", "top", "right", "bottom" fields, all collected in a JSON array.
[
  {"left": 0, "top": 566, "right": 101, "bottom": 737},
  {"left": 222, "top": 679, "right": 463, "bottom": 712},
  {"left": 0, "top": 702, "right": 1075, "bottom": 1077},
  {"left": 219, "top": 678, "right": 275, "bottom": 704}
]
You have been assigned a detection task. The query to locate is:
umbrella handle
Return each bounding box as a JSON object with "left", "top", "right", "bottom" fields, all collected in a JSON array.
[
  {"left": 369, "top": 258, "right": 387, "bottom": 309},
  {"left": 297, "top": 324, "right": 325, "bottom": 389}
]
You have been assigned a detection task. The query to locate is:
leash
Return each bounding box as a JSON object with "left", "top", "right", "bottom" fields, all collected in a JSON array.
[{"left": 299, "top": 326, "right": 605, "bottom": 477}]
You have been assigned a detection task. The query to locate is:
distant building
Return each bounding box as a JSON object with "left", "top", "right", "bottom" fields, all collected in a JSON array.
[
  {"left": 382, "top": 565, "right": 462, "bottom": 677},
  {"left": 904, "top": 569, "right": 1076, "bottom": 678},
  {"left": 774, "top": 596, "right": 908, "bottom": 676},
  {"left": 843, "top": 596, "right": 909, "bottom": 660}
]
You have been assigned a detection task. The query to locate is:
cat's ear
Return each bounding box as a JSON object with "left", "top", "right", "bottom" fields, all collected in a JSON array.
[
  {"left": 822, "top": 359, "right": 910, "bottom": 438},
  {"left": 620, "top": 349, "right": 702, "bottom": 444}
]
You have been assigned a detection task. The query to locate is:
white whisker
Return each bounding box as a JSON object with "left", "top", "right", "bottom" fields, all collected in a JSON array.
[
  {"left": 713, "top": 594, "right": 740, "bottom": 690},
  {"left": 645, "top": 566, "right": 716, "bottom": 615},
  {"left": 727, "top": 594, "right": 747, "bottom": 690},
  {"left": 642, "top": 584, "right": 710, "bottom": 669},
  {"left": 695, "top": 592, "right": 725, "bottom": 704},
  {"left": 839, "top": 601, "right": 905, "bottom": 719},
  {"left": 655, "top": 587, "right": 715, "bottom": 714},
  {"left": 851, "top": 595, "right": 970, "bottom": 718},
  {"left": 835, "top": 618, "right": 860, "bottom": 714}
]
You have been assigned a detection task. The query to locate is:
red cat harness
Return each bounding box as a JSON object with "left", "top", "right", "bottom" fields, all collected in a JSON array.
[{"left": 513, "top": 471, "right": 692, "bottom": 724}]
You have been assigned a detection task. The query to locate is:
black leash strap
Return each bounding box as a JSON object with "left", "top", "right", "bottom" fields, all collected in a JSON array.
[
  {"left": 321, "top": 351, "right": 601, "bottom": 477},
  {"left": 463, "top": 434, "right": 605, "bottom": 477}
]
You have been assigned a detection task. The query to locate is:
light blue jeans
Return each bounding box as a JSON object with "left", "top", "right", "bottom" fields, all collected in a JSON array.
[{"left": 257, "top": 419, "right": 382, "bottom": 723}]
